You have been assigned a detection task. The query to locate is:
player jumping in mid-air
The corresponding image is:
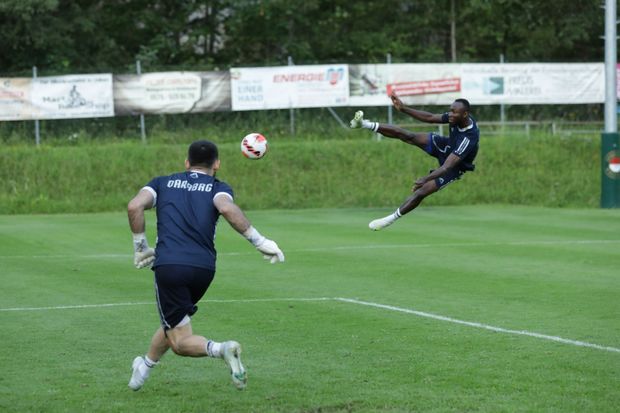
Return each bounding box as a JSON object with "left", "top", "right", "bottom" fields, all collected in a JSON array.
[{"left": 350, "top": 92, "right": 479, "bottom": 230}]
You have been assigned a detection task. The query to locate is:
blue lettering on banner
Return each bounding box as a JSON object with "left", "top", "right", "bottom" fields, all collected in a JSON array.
[{"left": 166, "top": 180, "right": 213, "bottom": 192}]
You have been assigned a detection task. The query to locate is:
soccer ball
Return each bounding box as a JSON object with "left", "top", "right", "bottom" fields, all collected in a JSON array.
[{"left": 241, "top": 133, "right": 268, "bottom": 159}]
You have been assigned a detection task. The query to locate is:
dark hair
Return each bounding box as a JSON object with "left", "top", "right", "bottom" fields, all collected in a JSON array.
[
  {"left": 188, "top": 140, "right": 219, "bottom": 168},
  {"left": 454, "top": 98, "right": 471, "bottom": 112}
]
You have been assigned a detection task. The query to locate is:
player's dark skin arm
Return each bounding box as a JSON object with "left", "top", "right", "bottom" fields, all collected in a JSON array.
[
  {"left": 390, "top": 92, "right": 444, "bottom": 124},
  {"left": 398, "top": 153, "right": 462, "bottom": 215},
  {"left": 374, "top": 92, "right": 445, "bottom": 148},
  {"left": 413, "top": 153, "right": 462, "bottom": 191}
]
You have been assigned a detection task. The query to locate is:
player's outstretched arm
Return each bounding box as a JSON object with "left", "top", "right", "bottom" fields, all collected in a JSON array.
[
  {"left": 412, "top": 153, "right": 462, "bottom": 191},
  {"left": 214, "top": 194, "right": 284, "bottom": 264},
  {"left": 127, "top": 189, "right": 156, "bottom": 269},
  {"left": 390, "top": 92, "right": 444, "bottom": 124}
]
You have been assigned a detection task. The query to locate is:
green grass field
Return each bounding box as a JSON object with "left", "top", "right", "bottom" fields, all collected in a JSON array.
[{"left": 1, "top": 206, "right": 619, "bottom": 412}]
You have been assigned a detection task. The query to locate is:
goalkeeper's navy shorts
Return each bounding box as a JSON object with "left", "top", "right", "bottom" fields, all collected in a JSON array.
[{"left": 153, "top": 264, "right": 215, "bottom": 331}]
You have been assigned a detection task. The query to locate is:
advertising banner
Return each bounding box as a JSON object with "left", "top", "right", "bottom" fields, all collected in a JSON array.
[
  {"left": 0, "top": 78, "right": 31, "bottom": 121},
  {"left": 31, "top": 74, "right": 114, "bottom": 119},
  {"left": 462, "top": 63, "right": 604, "bottom": 105},
  {"left": 230, "top": 65, "right": 349, "bottom": 111},
  {"left": 0, "top": 74, "right": 114, "bottom": 121},
  {"left": 349, "top": 64, "right": 462, "bottom": 106},
  {"left": 114, "top": 71, "right": 231, "bottom": 115}
]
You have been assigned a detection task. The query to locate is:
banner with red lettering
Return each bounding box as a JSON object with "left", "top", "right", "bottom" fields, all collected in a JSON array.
[
  {"left": 349, "top": 64, "right": 462, "bottom": 106},
  {"left": 230, "top": 65, "right": 349, "bottom": 110}
]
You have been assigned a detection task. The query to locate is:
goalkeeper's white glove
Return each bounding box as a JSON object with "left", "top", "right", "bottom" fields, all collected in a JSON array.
[
  {"left": 243, "top": 226, "right": 285, "bottom": 264},
  {"left": 132, "top": 233, "right": 155, "bottom": 269}
]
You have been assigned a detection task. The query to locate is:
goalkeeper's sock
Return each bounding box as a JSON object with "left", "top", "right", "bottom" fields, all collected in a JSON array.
[
  {"left": 144, "top": 355, "right": 158, "bottom": 368},
  {"left": 362, "top": 120, "right": 379, "bottom": 132},
  {"left": 206, "top": 340, "right": 223, "bottom": 358}
]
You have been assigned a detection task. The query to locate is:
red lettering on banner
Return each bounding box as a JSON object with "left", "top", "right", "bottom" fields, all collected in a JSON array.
[
  {"left": 273, "top": 73, "right": 325, "bottom": 82},
  {"left": 0, "top": 90, "right": 25, "bottom": 99},
  {"left": 386, "top": 78, "right": 461, "bottom": 96}
]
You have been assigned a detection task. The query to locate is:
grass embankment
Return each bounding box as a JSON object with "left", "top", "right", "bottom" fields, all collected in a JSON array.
[{"left": 0, "top": 133, "right": 600, "bottom": 214}]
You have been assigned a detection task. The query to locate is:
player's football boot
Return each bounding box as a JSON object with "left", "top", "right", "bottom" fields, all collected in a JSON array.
[
  {"left": 349, "top": 110, "right": 365, "bottom": 128},
  {"left": 222, "top": 341, "right": 247, "bottom": 390},
  {"left": 128, "top": 356, "right": 151, "bottom": 391},
  {"left": 368, "top": 215, "right": 396, "bottom": 231}
]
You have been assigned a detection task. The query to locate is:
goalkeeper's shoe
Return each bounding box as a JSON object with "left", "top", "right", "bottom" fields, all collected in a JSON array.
[
  {"left": 349, "top": 111, "right": 365, "bottom": 128},
  {"left": 222, "top": 341, "right": 247, "bottom": 390},
  {"left": 369, "top": 215, "right": 397, "bottom": 231},
  {"left": 128, "top": 356, "right": 150, "bottom": 391}
]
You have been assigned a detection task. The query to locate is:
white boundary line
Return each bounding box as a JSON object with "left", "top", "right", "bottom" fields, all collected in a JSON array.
[
  {"left": 333, "top": 298, "right": 620, "bottom": 354},
  {"left": 1, "top": 296, "right": 618, "bottom": 354},
  {"left": 0, "top": 239, "right": 618, "bottom": 259},
  {"left": 0, "top": 297, "right": 331, "bottom": 312}
]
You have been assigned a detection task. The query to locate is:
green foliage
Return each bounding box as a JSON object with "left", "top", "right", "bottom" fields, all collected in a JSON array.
[
  {"left": 0, "top": 1, "right": 605, "bottom": 74},
  {"left": 0, "top": 133, "right": 601, "bottom": 214}
]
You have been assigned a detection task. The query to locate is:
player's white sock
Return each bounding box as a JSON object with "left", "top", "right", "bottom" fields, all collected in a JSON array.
[
  {"left": 350, "top": 111, "right": 379, "bottom": 132},
  {"left": 144, "top": 355, "right": 158, "bottom": 368},
  {"left": 129, "top": 355, "right": 154, "bottom": 390},
  {"left": 385, "top": 208, "right": 402, "bottom": 223},
  {"left": 369, "top": 208, "right": 402, "bottom": 231},
  {"left": 206, "top": 340, "right": 223, "bottom": 358},
  {"left": 362, "top": 120, "right": 379, "bottom": 132}
]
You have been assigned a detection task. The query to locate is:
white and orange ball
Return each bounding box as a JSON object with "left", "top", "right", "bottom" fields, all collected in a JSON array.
[{"left": 241, "top": 133, "right": 268, "bottom": 159}]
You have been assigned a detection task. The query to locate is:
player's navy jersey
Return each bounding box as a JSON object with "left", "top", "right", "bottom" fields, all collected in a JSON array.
[
  {"left": 143, "top": 170, "right": 233, "bottom": 271},
  {"left": 440, "top": 113, "right": 480, "bottom": 171}
]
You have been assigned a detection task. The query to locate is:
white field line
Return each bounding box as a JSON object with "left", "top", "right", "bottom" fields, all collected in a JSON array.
[
  {"left": 0, "top": 239, "right": 618, "bottom": 259},
  {"left": 334, "top": 297, "right": 620, "bottom": 354},
  {"left": 0, "top": 296, "right": 618, "bottom": 354},
  {"left": 0, "top": 297, "right": 331, "bottom": 312}
]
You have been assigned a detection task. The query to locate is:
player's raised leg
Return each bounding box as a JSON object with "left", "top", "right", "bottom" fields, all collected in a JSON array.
[
  {"left": 166, "top": 321, "right": 247, "bottom": 390},
  {"left": 369, "top": 180, "right": 439, "bottom": 231},
  {"left": 350, "top": 110, "right": 429, "bottom": 149}
]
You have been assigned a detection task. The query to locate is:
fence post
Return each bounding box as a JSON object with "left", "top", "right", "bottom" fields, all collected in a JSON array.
[
  {"left": 387, "top": 53, "right": 392, "bottom": 125},
  {"left": 288, "top": 56, "right": 295, "bottom": 136},
  {"left": 32, "top": 66, "right": 40, "bottom": 146},
  {"left": 499, "top": 54, "right": 506, "bottom": 136},
  {"left": 136, "top": 60, "right": 146, "bottom": 143}
]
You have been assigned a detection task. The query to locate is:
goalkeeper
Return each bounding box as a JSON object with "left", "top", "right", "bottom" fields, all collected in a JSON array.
[
  {"left": 350, "top": 93, "right": 479, "bottom": 231},
  {"left": 127, "top": 140, "right": 284, "bottom": 392}
]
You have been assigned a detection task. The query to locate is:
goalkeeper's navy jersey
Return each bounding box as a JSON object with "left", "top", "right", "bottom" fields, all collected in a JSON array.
[
  {"left": 143, "top": 170, "right": 233, "bottom": 271},
  {"left": 440, "top": 113, "right": 480, "bottom": 172}
]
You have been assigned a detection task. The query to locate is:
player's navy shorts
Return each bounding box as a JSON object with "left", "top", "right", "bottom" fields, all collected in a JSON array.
[
  {"left": 154, "top": 264, "right": 215, "bottom": 331},
  {"left": 425, "top": 132, "right": 466, "bottom": 189}
]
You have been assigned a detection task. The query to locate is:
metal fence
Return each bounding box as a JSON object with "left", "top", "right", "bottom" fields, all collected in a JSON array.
[{"left": 399, "top": 121, "right": 604, "bottom": 138}]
